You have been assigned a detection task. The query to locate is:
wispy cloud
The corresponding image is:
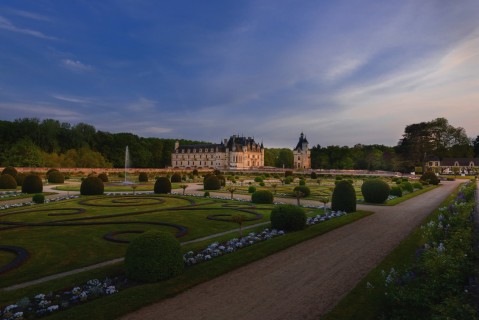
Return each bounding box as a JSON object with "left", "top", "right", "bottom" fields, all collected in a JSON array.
[
  {"left": 61, "top": 59, "right": 94, "bottom": 73},
  {"left": 125, "top": 97, "right": 157, "bottom": 112},
  {"left": 0, "top": 102, "right": 81, "bottom": 120},
  {"left": 6, "top": 8, "right": 51, "bottom": 22},
  {"left": 0, "top": 15, "right": 56, "bottom": 40},
  {"left": 52, "top": 94, "right": 92, "bottom": 104}
]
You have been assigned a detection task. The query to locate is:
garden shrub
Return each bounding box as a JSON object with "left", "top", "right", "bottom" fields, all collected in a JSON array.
[
  {"left": 401, "top": 181, "right": 414, "bottom": 193},
  {"left": 15, "top": 173, "right": 26, "bottom": 187},
  {"left": 171, "top": 173, "right": 182, "bottom": 183},
  {"left": 32, "top": 193, "right": 45, "bottom": 204},
  {"left": 310, "top": 171, "right": 317, "bottom": 179},
  {"left": 251, "top": 190, "right": 274, "bottom": 204},
  {"left": 254, "top": 177, "right": 263, "bottom": 183},
  {"left": 285, "top": 170, "right": 293, "bottom": 177},
  {"left": 203, "top": 175, "right": 221, "bottom": 190},
  {"left": 248, "top": 186, "right": 256, "bottom": 193},
  {"left": 138, "top": 172, "right": 148, "bottom": 182},
  {"left": 361, "top": 179, "right": 390, "bottom": 203},
  {"left": 299, "top": 179, "right": 306, "bottom": 186},
  {"left": 80, "top": 176, "right": 104, "bottom": 195},
  {"left": 204, "top": 191, "right": 210, "bottom": 197},
  {"left": 259, "top": 182, "right": 265, "bottom": 187},
  {"left": 46, "top": 168, "right": 59, "bottom": 177},
  {"left": 216, "top": 175, "right": 226, "bottom": 187},
  {"left": 154, "top": 177, "right": 171, "bottom": 194},
  {"left": 213, "top": 169, "right": 221, "bottom": 176},
  {"left": 192, "top": 169, "right": 199, "bottom": 176},
  {"left": 22, "top": 174, "right": 43, "bottom": 194},
  {"left": 331, "top": 180, "right": 356, "bottom": 213},
  {"left": 420, "top": 171, "right": 440, "bottom": 185},
  {"left": 0, "top": 174, "right": 17, "bottom": 189},
  {"left": 125, "top": 231, "right": 184, "bottom": 282},
  {"left": 293, "top": 185, "right": 311, "bottom": 197},
  {"left": 390, "top": 186, "right": 403, "bottom": 197},
  {"left": 98, "top": 173, "right": 109, "bottom": 182},
  {"left": 1, "top": 166, "right": 17, "bottom": 177},
  {"left": 284, "top": 176, "right": 293, "bottom": 185},
  {"left": 412, "top": 182, "right": 423, "bottom": 189},
  {"left": 335, "top": 176, "right": 343, "bottom": 181},
  {"left": 270, "top": 205, "right": 306, "bottom": 231},
  {"left": 47, "top": 171, "right": 65, "bottom": 184}
]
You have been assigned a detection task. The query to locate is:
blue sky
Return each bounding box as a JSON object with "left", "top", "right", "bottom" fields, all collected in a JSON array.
[{"left": 1, "top": 0, "right": 478, "bottom": 148}]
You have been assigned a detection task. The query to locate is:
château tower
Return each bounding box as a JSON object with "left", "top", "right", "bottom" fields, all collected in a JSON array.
[{"left": 293, "top": 132, "right": 311, "bottom": 170}]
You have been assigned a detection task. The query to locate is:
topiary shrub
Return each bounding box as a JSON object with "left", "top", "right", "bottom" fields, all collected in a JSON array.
[
  {"left": 293, "top": 185, "right": 311, "bottom": 197},
  {"left": 361, "top": 179, "right": 390, "bottom": 204},
  {"left": 98, "top": 173, "right": 109, "bottom": 182},
  {"left": 171, "top": 173, "right": 182, "bottom": 183},
  {"left": 204, "top": 191, "right": 210, "bottom": 197},
  {"left": 22, "top": 174, "right": 43, "bottom": 194},
  {"left": 412, "top": 182, "right": 423, "bottom": 190},
  {"left": 270, "top": 204, "right": 306, "bottom": 231},
  {"left": 285, "top": 170, "right": 293, "bottom": 177},
  {"left": 204, "top": 175, "right": 221, "bottom": 190},
  {"left": 125, "top": 231, "right": 184, "bottom": 283},
  {"left": 254, "top": 177, "right": 263, "bottom": 183},
  {"left": 248, "top": 186, "right": 256, "bottom": 193},
  {"left": 420, "top": 171, "right": 440, "bottom": 185},
  {"left": 15, "top": 173, "right": 26, "bottom": 187},
  {"left": 192, "top": 169, "right": 199, "bottom": 176},
  {"left": 251, "top": 190, "right": 274, "bottom": 204},
  {"left": 311, "top": 171, "right": 317, "bottom": 179},
  {"left": 46, "top": 168, "right": 59, "bottom": 177},
  {"left": 80, "top": 176, "right": 104, "bottom": 195},
  {"left": 32, "top": 193, "right": 45, "bottom": 204},
  {"left": 154, "top": 177, "right": 171, "bottom": 194},
  {"left": 401, "top": 181, "right": 413, "bottom": 193},
  {"left": 390, "top": 186, "right": 403, "bottom": 197},
  {"left": 1, "top": 166, "right": 17, "bottom": 177},
  {"left": 47, "top": 171, "right": 65, "bottom": 184},
  {"left": 138, "top": 172, "right": 148, "bottom": 182},
  {"left": 0, "top": 174, "right": 17, "bottom": 189},
  {"left": 259, "top": 182, "right": 265, "bottom": 187},
  {"left": 332, "top": 180, "right": 356, "bottom": 213}
]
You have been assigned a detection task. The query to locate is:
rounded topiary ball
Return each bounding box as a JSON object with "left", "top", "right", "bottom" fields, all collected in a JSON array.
[
  {"left": 251, "top": 190, "right": 274, "bottom": 204},
  {"left": 80, "top": 176, "right": 104, "bottom": 195},
  {"left": 138, "top": 172, "right": 148, "bottom": 182},
  {"left": 420, "top": 171, "right": 440, "bottom": 185},
  {"left": 15, "top": 173, "right": 26, "bottom": 187},
  {"left": 48, "top": 171, "right": 65, "bottom": 184},
  {"left": 310, "top": 172, "right": 317, "bottom": 179},
  {"left": 293, "top": 185, "right": 311, "bottom": 197},
  {"left": 361, "top": 179, "right": 390, "bottom": 204},
  {"left": 248, "top": 186, "right": 256, "bottom": 193},
  {"left": 32, "top": 193, "right": 45, "bottom": 204},
  {"left": 390, "top": 186, "right": 403, "bottom": 197},
  {"left": 46, "top": 168, "right": 59, "bottom": 177},
  {"left": 98, "top": 173, "right": 109, "bottom": 182},
  {"left": 204, "top": 175, "right": 220, "bottom": 190},
  {"left": 270, "top": 204, "right": 306, "bottom": 231},
  {"left": 171, "top": 173, "right": 182, "bottom": 183},
  {"left": 2, "top": 166, "right": 17, "bottom": 177},
  {"left": 331, "top": 180, "right": 356, "bottom": 213},
  {"left": 154, "top": 177, "right": 171, "bottom": 194},
  {"left": 22, "top": 174, "right": 43, "bottom": 194},
  {"left": 125, "top": 231, "right": 184, "bottom": 282},
  {"left": 0, "top": 174, "right": 17, "bottom": 189}
]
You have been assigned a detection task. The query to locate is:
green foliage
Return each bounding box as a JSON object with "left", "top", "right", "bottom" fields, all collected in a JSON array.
[
  {"left": 204, "top": 175, "right": 221, "bottom": 190},
  {"left": 192, "top": 169, "right": 199, "bottom": 176},
  {"left": 412, "top": 182, "right": 423, "bottom": 189},
  {"left": 46, "top": 168, "right": 59, "bottom": 177},
  {"left": 361, "top": 179, "right": 390, "bottom": 204},
  {"left": 284, "top": 176, "right": 293, "bottom": 184},
  {"left": 80, "top": 176, "right": 104, "bottom": 195},
  {"left": 401, "top": 181, "right": 413, "bottom": 193},
  {"left": 22, "top": 174, "right": 43, "bottom": 194},
  {"left": 125, "top": 231, "right": 184, "bottom": 282},
  {"left": 332, "top": 180, "right": 356, "bottom": 213},
  {"left": 254, "top": 176, "right": 263, "bottom": 183},
  {"left": 171, "top": 173, "right": 182, "bottom": 183},
  {"left": 98, "top": 173, "right": 109, "bottom": 182},
  {"left": 248, "top": 186, "right": 256, "bottom": 193},
  {"left": 310, "top": 171, "right": 317, "bottom": 179},
  {"left": 285, "top": 170, "right": 293, "bottom": 177},
  {"left": 420, "top": 171, "right": 440, "bottom": 185},
  {"left": 216, "top": 175, "right": 226, "bottom": 187},
  {"left": 299, "top": 179, "right": 306, "bottom": 186},
  {"left": 2, "top": 166, "right": 18, "bottom": 177},
  {"left": 138, "top": 172, "right": 148, "bottom": 182},
  {"left": 251, "top": 190, "right": 274, "bottom": 204},
  {"left": 270, "top": 205, "right": 306, "bottom": 231},
  {"left": 259, "top": 182, "right": 265, "bottom": 187},
  {"left": 0, "top": 174, "right": 17, "bottom": 189},
  {"left": 390, "top": 186, "right": 403, "bottom": 197},
  {"left": 32, "top": 193, "right": 45, "bottom": 204},
  {"left": 203, "top": 191, "right": 210, "bottom": 197},
  {"left": 47, "top": 171, "right": 65, "bottom": 184},
  {"left": 293, "top": 185, "right": 311, "bottom": 197},
  {"left": 154, "top": 177, "right": 171, "bottom": 194},
  {"left": 15, "top": 172, "right": 26, "bottom": 186}
]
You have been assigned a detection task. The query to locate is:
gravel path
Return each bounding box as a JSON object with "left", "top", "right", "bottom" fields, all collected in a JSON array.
[{"left": 120, "top": 180, "right": 461, "bottom": 320}]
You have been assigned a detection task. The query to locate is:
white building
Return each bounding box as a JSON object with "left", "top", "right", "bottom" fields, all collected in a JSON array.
[{"left": 171, "top": 135, "right": 264, "bottom": 170}]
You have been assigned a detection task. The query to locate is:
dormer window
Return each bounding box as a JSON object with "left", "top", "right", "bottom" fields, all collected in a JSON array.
[
  {"left": 454, "top": 161, "right": 459, "bottom": 166},
  {"left": 470, "top": 162, "right": 475, "bottom": 167}
]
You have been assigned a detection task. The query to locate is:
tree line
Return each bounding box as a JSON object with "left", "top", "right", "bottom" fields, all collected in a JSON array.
[{"left": 1, "top": 117, "right": 477, "bottom": 170}]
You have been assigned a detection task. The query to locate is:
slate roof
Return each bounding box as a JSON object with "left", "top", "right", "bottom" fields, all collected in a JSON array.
[{"left": 294, "top": 132, "right": 308, "bottom": 151}]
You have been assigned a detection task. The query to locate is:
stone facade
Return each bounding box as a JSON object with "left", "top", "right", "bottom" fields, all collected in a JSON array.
[
  {"left": 293, "top": 132, "right": 311, "bottom": 169},
  {"left": 171, "top": 135, "right": 264, "bottom": 170},
  {"left": 426, "top": 157, "right": 479, "bottom": 175}
]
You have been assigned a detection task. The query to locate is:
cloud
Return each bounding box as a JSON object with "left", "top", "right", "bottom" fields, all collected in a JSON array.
[
  {"left": 61, "top": 59, "right": 94, "bottom": 72},
  {"left": 52, "top": 94, "right": 92, "bottom": 104},
  {"left": 5, "top": 8, "right": 51, "bottom": 22},
  {"left": 0, "top": 15, "right": 56, "bottom": 40},
  {"left": 0, "top": 102, "right": 81, "bottom": 121},
  {"left": 125, "top": 97, "right": 157, "bottom": 112}
]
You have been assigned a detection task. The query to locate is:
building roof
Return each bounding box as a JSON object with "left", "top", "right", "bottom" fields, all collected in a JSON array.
[
  {"left": 438, "top": 158, "right": 479, "bottom": 166},
  {"left": 294, "top": 132, "right": 308, "bottom": 151},
  {"left": 176, "top": 135, "right": 262, "bottom": 152}
]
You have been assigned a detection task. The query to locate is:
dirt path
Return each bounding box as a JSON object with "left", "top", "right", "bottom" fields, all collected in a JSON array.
[{"left": 120, "top": 180, "right": 461, "bottom": 320}]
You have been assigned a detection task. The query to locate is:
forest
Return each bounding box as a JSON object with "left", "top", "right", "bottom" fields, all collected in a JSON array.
[{"left": 0, "top": 117, "right": 478, "bottom": 171}]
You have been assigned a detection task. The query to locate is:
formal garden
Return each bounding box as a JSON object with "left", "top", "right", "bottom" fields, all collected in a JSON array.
[{"left": 1, "top": 165, "right": 471, "bottom": 320}]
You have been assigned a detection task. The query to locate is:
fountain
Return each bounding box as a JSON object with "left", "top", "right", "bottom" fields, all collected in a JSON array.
[{"left": 125, "top": 145, "right": 130, "bottom": 184}]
